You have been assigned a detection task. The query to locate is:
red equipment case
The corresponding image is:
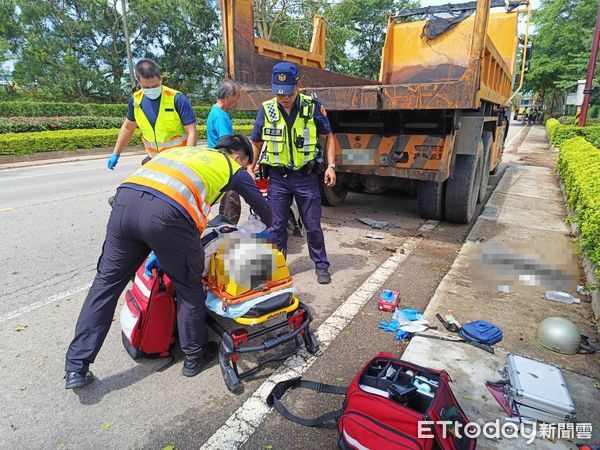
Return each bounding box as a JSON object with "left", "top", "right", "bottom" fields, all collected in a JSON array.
[{"left": 120, "top": 265, "right": 176, "bottom": 359}]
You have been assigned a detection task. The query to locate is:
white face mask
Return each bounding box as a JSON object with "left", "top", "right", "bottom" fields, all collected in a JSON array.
[{"left": 142, "top": 86, "right": 162, "bottom": 100}]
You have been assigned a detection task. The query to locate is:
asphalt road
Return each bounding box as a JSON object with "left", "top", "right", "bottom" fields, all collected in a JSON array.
[
  {"left": 0, "top": 124, "right": 518, "bottom": 449},
  {"left": 0, "top": 156, "right": 141, "bottom": 317}
]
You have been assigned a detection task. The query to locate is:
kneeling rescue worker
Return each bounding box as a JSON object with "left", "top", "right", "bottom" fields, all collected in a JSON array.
[
  {"left": 250, "top": 62, "right": 336, "bottom": 284},
  {"left": 64, "top": 134, "right": 272, "bottom": 389}
]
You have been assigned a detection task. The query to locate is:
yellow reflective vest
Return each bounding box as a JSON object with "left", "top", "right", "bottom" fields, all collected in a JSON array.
[
  {"left": 261, "top": 93, "right": 318, "bottom": 170},
  {"left": 133, "top": 85, "right": 188, "bottom": 158},
  {"left": 124, "top": 147, "right": 238, "bottom": 232}
]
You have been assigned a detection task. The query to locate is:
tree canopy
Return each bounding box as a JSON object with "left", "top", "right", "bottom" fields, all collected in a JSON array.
[
  {"left": 3, "top": 0, "right": 220, "bottom": 102},
  {"left": 525, "top": 0, "right": 599, "bottom": 109},
  {"left": 1, "top": 0, "right": 419, "bottom": 102}
]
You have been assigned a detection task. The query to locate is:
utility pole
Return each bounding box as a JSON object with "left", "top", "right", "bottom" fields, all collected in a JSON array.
[
  {"left": 578, "top": 0, "right": 600, "bottom": 127},
  {"left": 119, "top": 0, "right": 136, "bottom": 94}
]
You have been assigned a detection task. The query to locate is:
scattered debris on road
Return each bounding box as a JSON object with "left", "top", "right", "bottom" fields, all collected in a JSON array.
[
  {"left": 358, "top": 217, "right": 399, "bottom": 229},
  {"left": 545, "top": 290, "right": 580, "bottom": 304},
  {"left": 377, "top": 290, "right": 400, "bottom": 312},
  {"left": 497, "top": 284, "right": 512, "bottom": 293}
]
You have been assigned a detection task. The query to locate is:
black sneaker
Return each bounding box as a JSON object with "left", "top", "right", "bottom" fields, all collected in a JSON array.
[
  {"left": 182, "top": 341, "right": 218, "bottom": 377},
  {"left": 65, "top": 371, "right": 94, "bottom": 389},
  {"left": 316, "top": 268, "right": 331, "bottom": 285}
]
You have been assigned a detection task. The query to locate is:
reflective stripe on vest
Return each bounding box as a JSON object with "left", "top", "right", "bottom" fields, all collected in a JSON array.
[
  {"left": 260, "top": 93, "right": 318, "bottom": 170},
  {"left": 133, "top": 85, "right": 188, "bottom": 157},
  {"left": 123, "top": 147, "right": 237, "bottom": 232}
]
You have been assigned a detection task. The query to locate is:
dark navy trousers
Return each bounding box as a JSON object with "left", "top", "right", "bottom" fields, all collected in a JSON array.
[
  {"left": 65, "top": 187, "right": 206, "bottom": 373},
  {"left": 268, "top": 170, "right": 329, "bottom": 270}
]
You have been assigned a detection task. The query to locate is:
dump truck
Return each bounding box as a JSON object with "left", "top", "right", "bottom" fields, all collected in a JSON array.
[{"left": 220, "top": 0, "right": 528, "bottom": 223}]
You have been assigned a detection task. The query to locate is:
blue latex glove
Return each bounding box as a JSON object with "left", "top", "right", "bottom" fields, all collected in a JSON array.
[
  {"left": 144, "top": 252, "right": 160, "bottom": 277},
  {"left": 378, "top": 320, "right": 389, "bottom": 330},
  {"left": 387, "top": 319, "right": 399, "bottom": 332},
  {"left": 400, "top": 308, "right": 422, "bottom": 321},
  {"left": 378, "top": 319, "right": 399, "bottom": 333},
  {"left": 395, "top": 330, "right": 410, "bottom": 340},
  {"left": 255, "top": 230, "right": 274, "bottom": 243},
  {"left": 107, "top": 153, "right": 120, "bottom": 170},
  {"left": 393, "top": 308, "right": 422, "bottom": 323},
  {"left": 255, "top": 229, "right": 270, "bottom": 239}
]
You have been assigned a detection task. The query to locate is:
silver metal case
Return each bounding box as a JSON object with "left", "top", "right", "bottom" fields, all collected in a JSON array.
[{"left": 506, "top": 354, "right": 575, "bottom": 423}]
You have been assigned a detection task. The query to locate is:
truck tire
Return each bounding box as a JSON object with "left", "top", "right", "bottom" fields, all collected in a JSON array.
[
  {"left": 417, "top": 180, "right": 445, "bottom": 220},
  {"left": 319, "top": 180, "right": 348, "bottom": 206},
  {"left": 479, "top": 131, "right": 493, "bottom": 203},
  {"left": 445, "top": 140, "right": 484, "bottom": 224}
]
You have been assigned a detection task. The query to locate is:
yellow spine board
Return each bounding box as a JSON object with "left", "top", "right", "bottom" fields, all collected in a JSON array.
[
  {"left": 232, "top": 296, "right": 300, "bottom": 326},
  {"left": 205, "top": 248, "right": 292, "bottom": 306}
]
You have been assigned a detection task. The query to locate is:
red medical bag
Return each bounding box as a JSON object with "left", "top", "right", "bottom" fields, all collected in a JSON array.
[{"left": 120, "top": 265, "right": 176, "bottom": 359}]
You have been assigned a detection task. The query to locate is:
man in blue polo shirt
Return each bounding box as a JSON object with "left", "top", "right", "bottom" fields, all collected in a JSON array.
[
  {"left": 207, "top": 79, "right": 242, "bottom": 224},
  {"left": 206, "top": 79, "right": 240, "bottom": 148},
  {"left": 249, "top": 62, "right": 336, "bottom": 284},
  {"left": 107, "top": 59, "right": 197, "bottom": 169}
]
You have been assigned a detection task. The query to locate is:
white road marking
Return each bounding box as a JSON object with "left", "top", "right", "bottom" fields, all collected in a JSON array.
[
  {"left": 0, "top": 207, "right": 14, "bottom": 212},
  {"left": 0, "top": 282, "right": 92, "bottom": 324},
  {"left": 201, "top": 220, "right": 439, "bottom": 450}
]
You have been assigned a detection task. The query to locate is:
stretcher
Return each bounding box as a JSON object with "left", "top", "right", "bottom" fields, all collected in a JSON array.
[{"left": 202, "top": 217, "right": 319, "bottom": 394}]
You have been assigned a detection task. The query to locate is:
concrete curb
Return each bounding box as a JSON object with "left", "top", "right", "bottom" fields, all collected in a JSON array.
[{"left": 0, "top": 147, "right": 145, "bottom": 170}]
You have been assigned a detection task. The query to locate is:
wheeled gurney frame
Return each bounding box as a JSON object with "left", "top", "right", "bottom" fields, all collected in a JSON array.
[{"left": 206, "top": 299, "right": 319, "bottom": 394}]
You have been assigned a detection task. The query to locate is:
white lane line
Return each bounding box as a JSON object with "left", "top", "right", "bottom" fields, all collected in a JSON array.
[
  {"left": 505, "top": 124, "right": 528, "bottom": 150},
  {"left": 201, "top": 220, "right": 438, "bottom": 450},
  {"left": 0, "top": 282, "right": 91, "bottom": 324}
]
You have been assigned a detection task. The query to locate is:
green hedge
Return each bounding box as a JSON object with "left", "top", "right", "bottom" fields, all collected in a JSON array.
[
  {"left": 194, "top": 106, "right": 255, "bottom": 120},
  {"left": 0, "top": 129, "right": 138, "bottom": 154},
  {"left": 546, "top": 118, "right": 561, "bottom": 138},
  {"left": 0, "top": 101, "right": 127, "bottom": 117},
  {"left": 0, "top": 125, "right": 254, "bottom": 155},
  {"left": 546, "top": 118, "right": 600, "bottom": 148},
  {"left": 0, "top": 116, "right": 256, "bottom": 133},
  {"left": 0, "top": 101, "right": 257, "bottom": 119},
  {"left": 556, "top": 137, "right": 600, "bottom": 281},
  {"left": 0, "top": 116, "right": 124, "bottom": 133}
]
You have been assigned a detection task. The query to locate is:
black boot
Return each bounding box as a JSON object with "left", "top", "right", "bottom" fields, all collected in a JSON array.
[
  {"left": 65, "top": 371, "right": 94, "bottom": 389},
  {"left": 182, "top": 341, "right": 218, "bottom": 377},
  {"left": 316, "top": 268, "right": 331, "bottom": 285}
]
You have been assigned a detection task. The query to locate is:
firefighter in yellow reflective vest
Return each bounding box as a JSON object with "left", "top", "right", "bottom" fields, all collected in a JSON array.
[
  {"left": 65, "top": 135, "right": 272, "bottom": 388},
  {"left": 250, "top": 62, "right": 336, "bottom": 285},
  {"left": 106, "top": 59, "right": 198, "bottom": 170}
]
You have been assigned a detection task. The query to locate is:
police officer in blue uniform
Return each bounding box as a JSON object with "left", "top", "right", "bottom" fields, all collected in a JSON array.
[{"left": 250, "top": 62, "right": 336, "bottom": 285}]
